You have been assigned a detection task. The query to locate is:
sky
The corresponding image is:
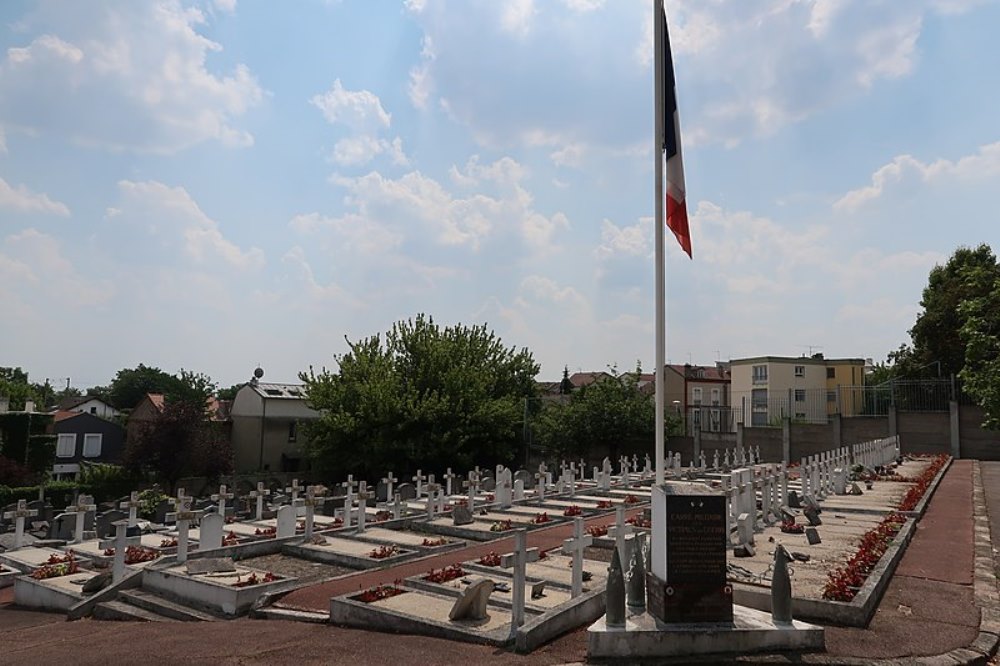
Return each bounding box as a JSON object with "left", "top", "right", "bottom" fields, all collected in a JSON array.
[{"left": 1, "top": 0, "right": 999, "bottom": 391}]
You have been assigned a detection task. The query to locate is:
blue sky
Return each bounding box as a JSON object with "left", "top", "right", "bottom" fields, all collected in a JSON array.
[{"left": 1, "top": 0, "right": 999, "bottom": 390}]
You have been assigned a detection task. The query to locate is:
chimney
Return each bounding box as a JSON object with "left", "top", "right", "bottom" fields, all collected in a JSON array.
[{"left": 24, "top": 400, "right": 35, "bottom": 413}]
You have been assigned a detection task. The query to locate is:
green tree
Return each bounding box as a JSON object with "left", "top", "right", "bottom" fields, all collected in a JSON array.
[
  {"left": 217, "top": 383, "right": 244, "bottom": 401},
  {"left": 123, "top": 400, "right": 232, "bottom": 494},
  {"left": 891, "top": 244, "right": 1000, "bottom": 379},
  {"left": 959, "top": 273, "right": 1000, "bottom": 428},
  {"left": 533, "top": 364, "right": 673, "bottom": 460},
  {"left": 0, "top": 367, "right": 40, "bottom": 411},
  {"left": 106, "top": 364, "right": 184, "bottom": 409},
  {"left": 302, "top": 314, "right": 539, "bottom": 479},
  {"left": 168, "top": 369, "right": 216, "bottom": 410}
]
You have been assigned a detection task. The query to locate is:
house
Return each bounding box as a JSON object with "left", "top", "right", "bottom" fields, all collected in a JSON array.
[
  {"left": 126, "top": 392, "right": 233, "bottom": 445},
  {"left": 51, "top": 411, "right": 126, "bottom": 480},
  {"left": 230, "top": 382, "right": 319, "bottom": 473},
  {"left": 55, "top": 395, "right": 120, "bottom": 419},
  {"left": 663, "top": 363, "right": 732, "bottom": 432},
  {"left": 730, "top": 354, "right": 867, "bottom": 426},
  {"left": 126, "top": 393, "right": 165, "bottom": 445}
]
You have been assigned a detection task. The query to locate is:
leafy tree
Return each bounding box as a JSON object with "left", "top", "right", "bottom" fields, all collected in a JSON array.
[
  {"left": 533, "top": 364, "right": 674, "bottom": 460},
  {"left": 106, "top": 364, "right": 184, "bottom": 409},
  {"left": 302, "top": 314, "right": 540, "bottom": 479},
  {"left": 123, "top": 400, "right": 232, "bottom": 494},
  {"left": 959, "top": 274, "right": 1000, "bottom": 428},
  {"left": 891, "top": 244, "right": 1000, "bottom": 379},
  {"left": 0, "top": 367, "right": 40, "bottom": 411},
  {"left": 168, "top": 369, "right": 216, "bottom": 410},
  {"left": 217, "top": 383, "right": 244, "bottom": 401}
]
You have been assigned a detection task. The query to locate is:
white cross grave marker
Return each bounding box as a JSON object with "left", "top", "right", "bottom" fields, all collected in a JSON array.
[
  {"left": 165, "top": 490, "right": 199, "bottom": 564},
  {"left": 443, "top": 468, "right": 457, "bottom": 497},
  {"left": 3, "top": 499, "right": 37, "bottom": 551},
  {"left": 249, "top": 482, "right": 271, "bottom": 521},
  {"left": 561, "top": 517, "right": 593, "bottom": 597},
  {"left": 211, "top": 484, "right": 234, "bottom": 517},
  {"left": 501, "top": 529, "right": 540, "bottom": 632},
  {"left": 607, "top": 505, "right": 633, "bottom": 564},
  {"left": 120, "top": 491, "right": 141, "bottom": 528},
  {"left": 381, "top": 472, "right": 398, "bottom": 501},
  {"left": 412, "top": 470, "right": 426, "bottom": 498}
]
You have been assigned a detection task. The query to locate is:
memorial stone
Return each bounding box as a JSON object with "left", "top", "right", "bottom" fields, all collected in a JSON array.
[{"left": 648, "top": 482, "right": 733, "bottom": 623}]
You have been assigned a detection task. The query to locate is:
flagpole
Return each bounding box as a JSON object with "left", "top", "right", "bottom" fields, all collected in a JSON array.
[{"left": 653, "top": 0, "right": 666, "bottom": 487}]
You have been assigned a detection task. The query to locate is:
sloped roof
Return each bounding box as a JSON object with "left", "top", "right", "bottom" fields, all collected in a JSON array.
[{"left": 249, "top": 382, "right": 307, "bottom": 400}]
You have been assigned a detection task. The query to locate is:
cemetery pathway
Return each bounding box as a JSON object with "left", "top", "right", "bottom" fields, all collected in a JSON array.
[
  {"left": 274, "top": 506, "right": 647, "bottom": 614},
  {"left": 823, "top": 458, "right": 980, "bottom": 660}
]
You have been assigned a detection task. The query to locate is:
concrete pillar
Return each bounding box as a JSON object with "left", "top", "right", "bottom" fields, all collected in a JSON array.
[
  {"left": 782, "top": 417, "right": 791, "bottom": 464},
  {"left": 888, "top": 406, "right": 898, "bottom": 437},
  {"left": 950, "top": 401, "right": 961, "bottom": 458},
  {"left": 832, "top": 413, "right": 842, "bottom": 449},
  {"left": 693, "top": 428, "right": 702, "bottom": 462},
  {"left": 736, "top": 423, "right": 744, "bottom": 449}
]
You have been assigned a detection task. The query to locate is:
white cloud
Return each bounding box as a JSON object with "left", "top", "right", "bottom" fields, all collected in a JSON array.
[
  {"left": 501, "top": 0, "right": 536, "bottom": 37},
  {"left": 835, "top": 141, "right": 1000, "bottom": 210},
  {"left": 563, "top": 0, "right": 605, "bottom": 12},
  {"left": 331, "top": 135, "right": 408, "bottom": 167},
  {"left": 408, "top": 36, "right": 435, "bottom": 110},
  {"left": 311, "top": 79, "right": 391, "bottom": 132},
  {"left": 517, "top": 275, "right": 589, "bottom": 311},
  {"left": 595, "top": 217, "right": 650, "bottom": 260},
  {"left": 0, "top": 2, "right": 263, "bottom": 153},
  {"left": 0, "top": 228, "right": 110, "bottom": 306},
  {"left": 0, "top": 177, "right": 70, "bottom": 216},
  {"left": 114, "top": 180, "right": 264, "bottom": 270},
  {"left": 213, "top": 0, "right": 237, "bottom": 13}
]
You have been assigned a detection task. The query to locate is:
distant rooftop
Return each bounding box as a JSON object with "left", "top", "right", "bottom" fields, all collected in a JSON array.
[{"left": 249, "top": 382, "right": 307, "bottom": 400}]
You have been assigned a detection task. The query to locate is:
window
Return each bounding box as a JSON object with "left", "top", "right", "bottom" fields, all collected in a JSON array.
[
  {"left": 711, "top": 388, "right": 720, "bottom": 406},
  {"left": 751, "top": 388, "right": 768, "bottom": 407},
  {"left": 752, "top": 365, "right": 768, "bottom": 383},
  {"left": 89, "top": 406, "right": 97, "bottom": 414},
  {"left": 82, "top": 434, "right": 102, "bottom": 458},
  {"left": 794, "top": 389, "right": 806, "bottom": 402},
  {"left": 56, "top": 433, "right": 76, "bottom": 458},
  {"left": 827, "top": 390, "right": 837, "bottom": 403},
  {"left": 692, "top": 387, "right": 703, "bottom": 405},
  {"left": 288, "top": 421, "right": 298, "bottom": 442},
  {"left": 826, "top": 367, "right": 836, "bottom": 379},
  {"left": 794, "top": 365, "right": 805, "bottom": 378}
]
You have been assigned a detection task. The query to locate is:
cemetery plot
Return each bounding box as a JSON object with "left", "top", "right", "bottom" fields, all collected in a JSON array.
[
  {"left": 144, "top": 560, "right": 294, "bottom": 617},
  {"left": 330, "top": 585, "right": 516, "bottom": 646},
  {"left": 284, "top": 535, "right": 418, "bottom": 569},
  {"left": 348, "top": 527, "right": 465, "bottom": 552},
  {"left": 66, "top": 539, "right": 163, "bottom": 570},
  {"left": 13, "top": 568, "right": 100, "bottom": 612},
  {"left": 237, "top": 552, "right": 355, "bottom": 585},
  {"left": 0, "top": 546, "right": 92, "bottom": 574}
]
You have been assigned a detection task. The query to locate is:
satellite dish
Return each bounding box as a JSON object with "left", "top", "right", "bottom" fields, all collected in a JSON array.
[{"left": 253, "top": 367, "right": 264, "bottom": 380}]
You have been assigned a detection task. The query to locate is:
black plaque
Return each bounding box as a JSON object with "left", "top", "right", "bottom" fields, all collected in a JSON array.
[
  {"left": 647, "top": 483, "right": 733, "bottom": 624},
  {"left": 665, "top": 494, "right": 727, "bottom": 585}
]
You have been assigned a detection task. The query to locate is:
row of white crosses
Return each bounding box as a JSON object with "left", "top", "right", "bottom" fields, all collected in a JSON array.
[
  {"left": 853, "top": 435, "right": 900, "bottom": 470},
  {"left": 799, "top": 447, "right": 851, "bottom": 500}
]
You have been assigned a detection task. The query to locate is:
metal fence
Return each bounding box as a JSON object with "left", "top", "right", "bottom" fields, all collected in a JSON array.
[{"left": 687, "top": 379, "right": 956, "bottom": 432}]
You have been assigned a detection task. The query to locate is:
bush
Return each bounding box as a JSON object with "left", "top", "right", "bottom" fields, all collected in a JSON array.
[{"left": 77, "top": 463, "right": 138, "bottom": 502}]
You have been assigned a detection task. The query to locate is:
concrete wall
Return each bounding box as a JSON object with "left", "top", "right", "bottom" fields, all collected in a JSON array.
[
  {"left": 842, "top": 416, "right": 890, "bottom": 444},
  {"left": 896, "top": 411, "right": 951, "bottom": 454},
  {"left": 742, "top": 427, "right": 783, "bottom": 462},
  {"left": 958, "top": 405, "right": 999, "bottom": 459}
]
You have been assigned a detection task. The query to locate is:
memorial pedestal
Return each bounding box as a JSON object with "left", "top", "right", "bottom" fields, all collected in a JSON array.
[{"left": 587, "top": 605, "right": 825, "bottom": 659}]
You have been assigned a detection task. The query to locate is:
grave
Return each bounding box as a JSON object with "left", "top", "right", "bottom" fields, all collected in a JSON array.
[{"left": 588, "top": 481, "right": 824, "bottom": 660}]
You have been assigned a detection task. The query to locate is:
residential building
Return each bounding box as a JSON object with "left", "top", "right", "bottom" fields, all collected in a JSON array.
[
  {"left": 55, "top": 395, "right": 120, "bottom": 419},
  {"left": 51, "top": 411, "right": 126, "bottom": 480},
  {"left": 230, "top": 382, "right": 319, "bottom": 473},
  {"left": 663, "top": 363, "right": 732, "bottom": 433},
  {"left": 126, "top": 393, "right": 165, "bottom": 445},
  {"left": 730, "top": 354, "right": 867, "bottom": 425}
]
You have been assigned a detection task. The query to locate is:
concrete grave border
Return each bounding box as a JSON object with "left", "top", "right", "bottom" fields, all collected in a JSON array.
[
  {"left": 329, "top": 586, "right": 517, "bottom": 646},
  {"left": 282, "top": 541, "right": 418, "bottom": 570}
]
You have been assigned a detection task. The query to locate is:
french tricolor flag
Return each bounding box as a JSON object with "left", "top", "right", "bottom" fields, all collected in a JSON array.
[{"left": 661, "top": 10, "right": 691, "bottom": 258}]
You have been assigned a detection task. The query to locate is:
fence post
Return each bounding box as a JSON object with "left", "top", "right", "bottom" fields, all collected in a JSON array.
[
  {"left": 782, "top": 417, "right": 791, "bottom": 464},
  {"left": 888, "top": 405, "right": 898, "bottom": 438},
  {"left": 950, "top": 401, "right": 961, "bottom": 458}
]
